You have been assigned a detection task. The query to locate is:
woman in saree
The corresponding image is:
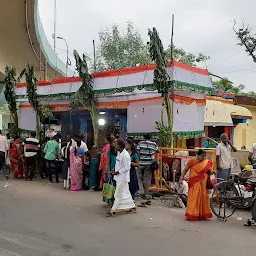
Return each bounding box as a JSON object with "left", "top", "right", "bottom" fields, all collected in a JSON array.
[
  {"left": 179, "top": 149, "right": 213, "bottom": 221},
  {"left": 9, "top": 137, "right": 24, "bottom": 179},
  {"left": 99, "top": 135, "right": 111, "bottom": 188},
  {"left": 126, "top": 139, "right": 139, "bottom": 199},
  {"left": 106, "top": 138, "right": 117, "bottom": 183},
  {"left": 88, "top": 146, "right": 101, "bottom": 191},
  {"left": 69, "top": 141, "right": 84, "bottom": 192}
]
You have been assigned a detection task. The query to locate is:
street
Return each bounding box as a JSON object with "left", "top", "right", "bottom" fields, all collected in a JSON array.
[{"left": 0, "top": 179, "right": 255, "bottom": 256}]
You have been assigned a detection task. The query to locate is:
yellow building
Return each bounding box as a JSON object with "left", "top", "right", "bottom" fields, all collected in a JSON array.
[
  {"left": 203, "top": 96, "right": 252, "bottom": 148},
  {"left": 234, "top": 96, "right": 256, "bottom": 150}
]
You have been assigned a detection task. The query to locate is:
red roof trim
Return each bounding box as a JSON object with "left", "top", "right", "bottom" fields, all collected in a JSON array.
[
  {"left": 17, "top": 60, "right": 209, "bottom": 87},
  {"left": 169, "top": 60, "right": 209, "bottom": 75},
  {"left": 17, "top": 80, "right": 52, "bottom": 88}
]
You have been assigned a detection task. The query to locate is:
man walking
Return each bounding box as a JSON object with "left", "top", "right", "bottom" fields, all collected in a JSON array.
[
  {"left": 216, "top": 133, "right": 237, "bottom": 183},
  {"left": 24, "top": 131, "right": 40, "bottom": 180},
  {"left": 137, "top": 134, "right": 159, "bottom": 199},
  {"left": 105, "top": 139, "right": 136, "bottom": 217}
]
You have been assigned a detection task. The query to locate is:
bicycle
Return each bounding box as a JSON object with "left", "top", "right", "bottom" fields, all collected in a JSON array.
[{"left": 210, "top": 171, "right": 256, "bottom": 221}]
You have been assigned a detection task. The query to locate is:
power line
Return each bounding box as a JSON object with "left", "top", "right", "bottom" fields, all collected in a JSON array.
[
  {"left": 220, "top": 67, "right": 256, "bottom": 75},
  {"left": 229, "top": 71, "right": 256, "bottom": 79},
  {"left": 208, "top": 49, "right": 245, "bottom": 67}
]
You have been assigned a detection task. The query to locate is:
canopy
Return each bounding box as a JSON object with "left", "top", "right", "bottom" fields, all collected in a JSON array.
[
  {"left": 17, "top": 61, "right": 214, "bottom": 138},
  {"left": 225, "top": 103, "right": 252, "bottom": 120},
  {"left": 204, "top": 100, "right": 252, "bottom": 127}
]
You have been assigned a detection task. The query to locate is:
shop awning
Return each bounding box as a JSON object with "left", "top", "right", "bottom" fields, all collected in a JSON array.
[
  {"left": 224, "top": 103, "right": 252, "bottom": 120},
  {"left": 204, "top": 100, "right": 233, "bottom": 126},
  {"left": 204, "top": 100, "right": 252, "bottom": 126}
]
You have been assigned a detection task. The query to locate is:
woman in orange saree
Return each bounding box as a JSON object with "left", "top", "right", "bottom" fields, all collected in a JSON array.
[{"left": 179, "top": 149, "right": 213, "bottom": 221}]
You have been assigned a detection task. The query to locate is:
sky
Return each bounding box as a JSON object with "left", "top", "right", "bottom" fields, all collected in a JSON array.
[{"left": 38, "top": 0, "right": 256, "bottom": 91}]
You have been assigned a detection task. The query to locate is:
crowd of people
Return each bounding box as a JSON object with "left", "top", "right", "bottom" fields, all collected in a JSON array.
[
  {"left": 2, "top": 129, "right": 254, "bottom": 221},
  {"left": 0, "top": 131, "right": 159, "bottom": 214}
]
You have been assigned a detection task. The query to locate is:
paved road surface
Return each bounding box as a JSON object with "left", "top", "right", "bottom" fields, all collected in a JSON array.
[{"left": 0, "top": 179, "right": 255, "bottom": 256}]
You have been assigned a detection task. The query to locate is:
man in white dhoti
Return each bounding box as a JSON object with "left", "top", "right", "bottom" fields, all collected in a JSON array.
[{"left": 105, "top": 139, "right": 136, "bottom": 217}]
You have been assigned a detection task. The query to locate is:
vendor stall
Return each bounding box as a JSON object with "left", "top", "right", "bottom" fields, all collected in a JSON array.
[{"left": 16, "top": 60, "right": 214, "bottom": 147}]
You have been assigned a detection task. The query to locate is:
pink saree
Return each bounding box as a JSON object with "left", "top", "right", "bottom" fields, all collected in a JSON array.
[
  {"left": 69, "top": 147, "right": 83, "bottom": 192},
  {"left": 99, "top": 144, "right": 110, "bottom": 188}
]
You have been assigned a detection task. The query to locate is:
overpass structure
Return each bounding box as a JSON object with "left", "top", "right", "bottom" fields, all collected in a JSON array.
[{"left": 0, "top": 0, "right": 73, "bottom": 104}]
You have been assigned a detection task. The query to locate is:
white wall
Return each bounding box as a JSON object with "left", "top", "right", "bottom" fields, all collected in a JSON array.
[{"left": 2, "top": 114, "right": 11, "bottom": 130}]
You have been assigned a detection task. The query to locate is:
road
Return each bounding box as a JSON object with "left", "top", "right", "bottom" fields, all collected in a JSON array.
[{"left": 0, "top": 179, "right": 255, "bottom": 256}]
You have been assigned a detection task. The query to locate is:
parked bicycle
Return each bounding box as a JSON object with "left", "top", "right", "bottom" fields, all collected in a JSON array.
[{"left": 210, "top": 171, "right": 256, "bottom": 221}]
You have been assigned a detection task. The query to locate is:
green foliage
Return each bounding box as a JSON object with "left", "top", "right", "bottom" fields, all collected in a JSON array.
[
  {"left": 25, "top": 65, "right": 53, "bottom": 138},
  {"left": 40, "top": 105, "right": 53, "bottom": 118},
  {"left": 72, "top": 50, "right": 99, "bottom": 146},
  {"left": 148, "top": 28, "right": 169, "bottom": 95},
  {"left": 25, "top": 64, "right": 40, "bottom": 111},
  {"left": 213, "top": 78, "right": 245, "bottom": 94},
  {"left": 72, "top": 51, "right": 96, "bottom": 109},
  {"left": 156, "top": 121, "right": 173, "bottom": 147},
  {"left": 148, "top": 27, "right": 173, "bottom": 147},
  {"left": 4, "top": 66, "right": 17, "bottom": 114},
  {"left": 25, "top": 64, "right": 41, "bottom": 138},
  {"left": 4, "top": 66, "right": 20, "bottom": 137},
  {"left": 247, "top": 91, "right": 256, "bottom": 98},
  {"left": 165, "top": 46, "right": 209, "bottom": 66},
  {"left": 96, "top": 22, "right": 151, "bottom": 71},
  {"left": 95, "top": 22, "right": 209, "bottom": 71}
]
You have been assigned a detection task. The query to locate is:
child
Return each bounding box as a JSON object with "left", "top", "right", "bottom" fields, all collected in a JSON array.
[{"left": 161, "top": 177, "right": 188, "bottom": 208}]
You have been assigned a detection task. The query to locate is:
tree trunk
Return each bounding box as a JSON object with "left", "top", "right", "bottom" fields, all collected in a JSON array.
[
  {"left": 11, "top": 111, "right": 19, "bottom": 137},
  {"left": 90, "top": 107, "right": 99, "bottom": 147},
  {"left": 35, "top": 112, "right": 40, "bottom": 139},
  {"left": 163, "top": 93, "right": 173, "bottom": 147}
]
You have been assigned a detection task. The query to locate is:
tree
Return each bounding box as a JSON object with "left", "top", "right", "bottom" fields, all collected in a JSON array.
[
  {"left": 71, "top": 50, "right": 99, "bottom": 146},
  {"left": 165, "top": 45, "right": 209, "bottom": 66},
  {"left": 96, "top": 22, "right": 151, "bottom": 71},
  {"left": 234, "top": 21, "right": 256, "bottom": 63},
  {"left": 213, "top": 78, "right": 245, "bottom": 94},
  {"left": 25, "top": 64, "right": 41, "bottom": 139},
  {"left": 148, "top": 27, "right": 173, "bottom": 147},
  {"left": 95, "top": 22, "right": 209, "bottom": 71},
  {"left": 4, "top": 66, "right": 25, "bottom": 137}
]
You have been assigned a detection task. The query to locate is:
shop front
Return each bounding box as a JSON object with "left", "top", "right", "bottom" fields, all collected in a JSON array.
[
  {"left": 203, "top": 97, "right": 252, "bottom": 148},
  {"left": 18, "top": 103, "right": 128, "bottom": 149}
]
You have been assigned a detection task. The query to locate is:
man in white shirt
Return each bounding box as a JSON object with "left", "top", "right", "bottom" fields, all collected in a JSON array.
[
  {"left": 105, "top": 139, "right": 136, "bottom": 217},
  {"left": 0, "top": 130, "right": 8, "bottom": 173},
  {"left": 74, "top": 134, "right": 88, "bottom": 152},
  {"left": 216, "top": 133, "right": 237, "bottom": 183}
]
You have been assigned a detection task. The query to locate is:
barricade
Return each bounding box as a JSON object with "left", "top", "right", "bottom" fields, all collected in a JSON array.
[{"left": 150, "top": 148, "right": 216, "bottom": 191}]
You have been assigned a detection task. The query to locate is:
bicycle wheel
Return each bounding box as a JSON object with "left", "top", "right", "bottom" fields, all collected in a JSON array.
[{"left": 210, "top": 181, "right": 239, "bottom": 219}]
